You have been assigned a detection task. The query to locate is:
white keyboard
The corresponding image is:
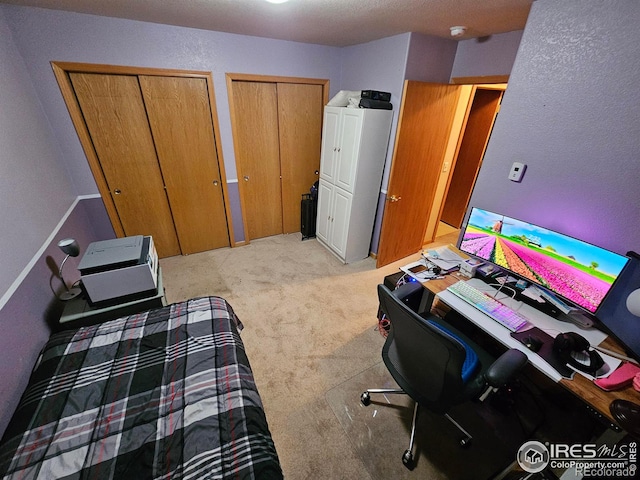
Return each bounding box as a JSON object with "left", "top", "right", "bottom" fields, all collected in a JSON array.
[{"left": 446, "top": 280, "right": 530, "bottom": 332}]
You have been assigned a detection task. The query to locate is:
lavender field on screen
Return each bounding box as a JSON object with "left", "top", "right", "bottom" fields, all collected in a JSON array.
[{"left": 460, "top": 231, "right": 610, "bottom": 312}]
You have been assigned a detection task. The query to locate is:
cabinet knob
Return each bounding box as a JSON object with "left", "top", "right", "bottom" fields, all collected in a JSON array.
[
  {"left": 212, "top": 180, "right": 219, "bottom": 186},
  {"left": 244, "top": 176, "right": 250, "bottom": 182},
  {"left": 114, "top": 189, "right": 122, "bottom": 195},
  {"left": 388, "top": 194, "right": 401, "bottom": 203}
]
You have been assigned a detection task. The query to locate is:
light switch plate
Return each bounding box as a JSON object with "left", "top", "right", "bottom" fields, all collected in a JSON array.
[{"left": 509, "top": 162, "right": 526, "bottom": 182}]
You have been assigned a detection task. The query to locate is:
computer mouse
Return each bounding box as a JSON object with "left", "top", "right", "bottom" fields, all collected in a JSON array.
[{"left": 523, "top": 336, "right": 543, "bottom": 352}]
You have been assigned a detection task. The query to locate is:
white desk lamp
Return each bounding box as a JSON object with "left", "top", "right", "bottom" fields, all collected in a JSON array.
[
  {"left": 591, "top": 287, "right": 640, "bottom": 365},
  {"left": 58, "top": 238, "right": 82, "bottom": 301},
  {"left": 627, "top": 289, "right": 640, "bottom": 317}
]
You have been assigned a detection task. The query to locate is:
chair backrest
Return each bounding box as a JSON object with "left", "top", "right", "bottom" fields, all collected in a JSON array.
[{"left": 377, "top": 283, "right": 470, "bottom": 414}]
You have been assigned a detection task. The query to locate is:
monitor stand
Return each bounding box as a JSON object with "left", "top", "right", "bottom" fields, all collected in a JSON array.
[{"left": 559, "top": 311, "right": 595, "bottom": 329}]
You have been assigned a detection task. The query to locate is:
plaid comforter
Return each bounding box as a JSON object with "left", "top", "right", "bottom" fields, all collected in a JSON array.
[{"left": 0, "top": 297, "right": 282, "bottom": 479}]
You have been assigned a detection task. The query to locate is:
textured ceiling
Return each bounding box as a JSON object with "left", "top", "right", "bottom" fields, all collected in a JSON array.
[{"left": 0, "top": 0, "right": 533, "bottom": 46}]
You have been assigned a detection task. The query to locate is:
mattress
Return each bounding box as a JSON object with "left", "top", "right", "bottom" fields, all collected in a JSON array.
[{"left": 0, "top": 297, "right": 282, "bottom": 479}]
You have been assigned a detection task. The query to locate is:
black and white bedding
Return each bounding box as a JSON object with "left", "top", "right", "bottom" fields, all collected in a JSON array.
[{"left": 0, "top": 297, "right": 282, "bottom": 479}]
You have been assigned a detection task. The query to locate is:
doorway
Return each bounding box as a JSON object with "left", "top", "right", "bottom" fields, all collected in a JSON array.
[
  {"left": 439, "top": 87, "right": 504, "bottom": 229},
  {"left": 376, "top": 81, "right": 505, "bottom": 267}
]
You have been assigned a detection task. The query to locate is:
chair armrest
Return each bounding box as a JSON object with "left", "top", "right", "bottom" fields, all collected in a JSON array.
[{"left": 484, "top": 349, "right": 528, "bottom": 387}]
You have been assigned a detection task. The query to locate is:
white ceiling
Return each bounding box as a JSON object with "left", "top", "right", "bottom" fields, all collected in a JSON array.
[{"left": 0, "top": 0, "right": 533, "bottom": 47}]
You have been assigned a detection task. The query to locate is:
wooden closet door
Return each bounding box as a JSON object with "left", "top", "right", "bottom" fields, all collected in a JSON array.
[
  {"left": 277, "top": 83, "right": 323, "bottom": 233},
  {"left": 232, "top": 82, "right": 283, "bottom": 239},
  {"left": 69, "top": 73, "right": 181, "bottom": 258},
  {"left": 139, "top": 76, "right": 230, "bottom": 254}
]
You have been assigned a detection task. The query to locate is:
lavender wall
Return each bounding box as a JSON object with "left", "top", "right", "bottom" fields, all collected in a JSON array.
[
  {"left": 405, "top": 33, "right": 458, "bottom": 83},
  {"left": 451, "top": 30, "right": 523, "bottom": 80},
  {"left": 0, "top": 197, "right": 113, "bottom": 436},
  {"left": 468, "top": 0, "right": 640, "bottom": 256},
  {"left": 1, "top": 5, "right": 343, "bottom": 244},
  {"left": 0, "top": 9, "right": 75, "bottom": 300},
  {"left": 0, "top": 10, "right": 82, "bottom": 435}
]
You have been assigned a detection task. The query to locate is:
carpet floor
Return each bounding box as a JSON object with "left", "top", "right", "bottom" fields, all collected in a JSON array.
[{"left": 159, "top": 232, "right": 523, "bottom": 479}]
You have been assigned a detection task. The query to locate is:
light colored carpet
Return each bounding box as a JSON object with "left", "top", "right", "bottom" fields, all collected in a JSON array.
[{"left": 160, "top": 232, "right": 515, "bottom": 479}]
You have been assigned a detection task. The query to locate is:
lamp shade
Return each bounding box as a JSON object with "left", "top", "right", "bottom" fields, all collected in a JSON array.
[
  {"left": 627, "top": 288, "right": 640, "bottom": 317},
  {"left": 58, "top": 238, "right": 79, "bottom": 257}
]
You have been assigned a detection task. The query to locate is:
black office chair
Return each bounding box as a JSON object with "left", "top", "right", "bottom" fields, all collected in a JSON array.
[{"left": 361, "top": 282, "right": 528, "bottom": 470}]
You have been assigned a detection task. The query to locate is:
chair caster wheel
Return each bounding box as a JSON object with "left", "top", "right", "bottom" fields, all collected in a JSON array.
[
  {"left": 360, "top": 392, "right": 371, "bottom": 406},
  {"left": 460, "top": 437, "right": 472, "bottom": 448},
  {"left": 402, "top": 449, "right": 415, "bottom": 470}
]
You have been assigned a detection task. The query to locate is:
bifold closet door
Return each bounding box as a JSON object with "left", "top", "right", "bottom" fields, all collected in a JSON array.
[
  {"left": 232, "top": 81, "right": 283, "bottom": 239},
  {"left": 69, "top": 73, "right": 181, "bottom": 257},
  {"left": 231, "top": 80, "right": 323, "bottom": 240},
  {"left": 139, "top": 76, "right": 230, "bottom": 253},
  {"left": 277, "top": 83, "right": 323, "bottom": 233}
]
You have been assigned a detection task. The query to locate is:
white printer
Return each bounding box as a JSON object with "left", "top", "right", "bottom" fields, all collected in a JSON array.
[{"left": 78, "top": 235, "right": 158, "bottom": 305}]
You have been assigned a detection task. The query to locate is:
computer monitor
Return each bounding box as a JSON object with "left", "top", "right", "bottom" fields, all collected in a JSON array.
[
  {"left": 595, "top": 252, "right": 640, "bottom": 362},
  {"left": 458, "top": 207, "right": 629, "bottom": 315}
]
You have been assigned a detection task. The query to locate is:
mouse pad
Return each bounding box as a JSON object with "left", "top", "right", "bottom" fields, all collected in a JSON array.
[{"left": 511, "top": 327, "right": 574, "bottom": 379}]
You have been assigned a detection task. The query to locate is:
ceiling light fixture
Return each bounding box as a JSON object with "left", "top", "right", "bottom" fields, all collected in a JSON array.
[{"left": 265, "top": 0, "right": 289, "bottom": 4}]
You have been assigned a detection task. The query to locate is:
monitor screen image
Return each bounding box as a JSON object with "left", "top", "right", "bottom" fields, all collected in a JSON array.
[{"left": 459, "top": 208, "right": 629, "bottom": 314}]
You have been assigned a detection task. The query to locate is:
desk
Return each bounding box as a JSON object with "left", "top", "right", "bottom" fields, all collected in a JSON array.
[{"left": 416, "top": 271, "right": 640, "bottom": 426}]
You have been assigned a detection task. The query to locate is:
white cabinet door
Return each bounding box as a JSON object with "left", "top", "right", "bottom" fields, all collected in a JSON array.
[
  {"left": 334, "top": 110, "right": 362, "bottom": 193},
  {"left": 319, "top": 108, "right": 340, "bottom": 183},
  {"left": 316, "top": 180, "right": 333, "bottom": 244},
  {"left": 328, "top": 187, "right": 352, "bottom": 258},
  {"left": 317, "top": 106, "right": 392, "bottom": 263}
]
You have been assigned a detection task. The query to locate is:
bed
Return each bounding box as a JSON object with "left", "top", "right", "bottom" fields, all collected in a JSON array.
[{"left": 0, "top": 296, "right": 282, "bottom": 479}]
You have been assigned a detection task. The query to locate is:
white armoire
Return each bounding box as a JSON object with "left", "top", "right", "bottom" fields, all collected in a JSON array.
[{"left": 316, "top": 106, "right": 393, "bottom": 263}]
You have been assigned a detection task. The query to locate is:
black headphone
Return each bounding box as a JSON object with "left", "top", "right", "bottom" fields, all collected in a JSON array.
[{"left": 553, "top": 332, "right": 604, "bottom": 375}]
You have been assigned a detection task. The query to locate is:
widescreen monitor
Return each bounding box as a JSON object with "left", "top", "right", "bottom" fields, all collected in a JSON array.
[{"left": 458, "top": 208, "right": 629, "bottom": 314}]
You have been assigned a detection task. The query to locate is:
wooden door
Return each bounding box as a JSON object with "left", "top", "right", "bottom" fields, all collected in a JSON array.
[
  {"left": 232, "top": 81, "right": 283, "bottom": 239},
  {"left": 440, "top": 88, "right": 503, "bottom": 228},
  {"left": 69, "top": 72, "right": 181, "bottom": 258},
  {"left": 230, "top": 78, "right": 324, "bottom": 240},
  {"left": 376, "top": 81, "right": 463, "bottom": 267},
  {"left": 139, "top": 76, "right": 230, "bottom": 253},
  {"left": 277, "top": 83, "right": 323, "bottom": 233}
]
